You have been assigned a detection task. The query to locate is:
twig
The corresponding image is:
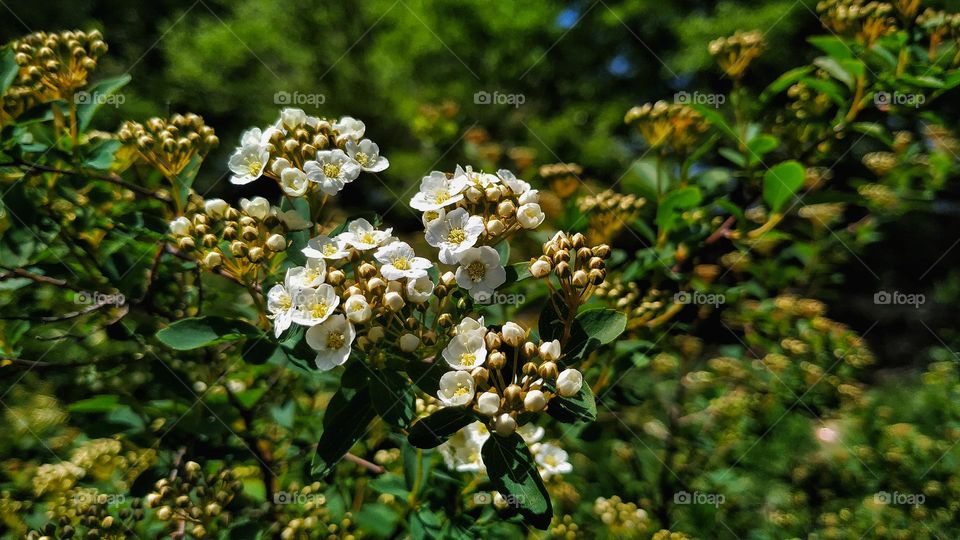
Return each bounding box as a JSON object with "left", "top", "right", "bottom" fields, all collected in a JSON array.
[
  {"left": 7, "top": 160, "right": 172, "bottom": 203},
  {"left": 344, "top": 453, "right": 385, "bottom": 474}
]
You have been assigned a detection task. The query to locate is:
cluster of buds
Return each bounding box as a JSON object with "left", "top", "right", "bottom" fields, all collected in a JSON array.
[
  {"left": 27, "top": 490, "right": 146, "bottom": 540},
  {"left": 624, "top": 101, "right": 710, "bottom": 155},
  {"left": 118, "top": 114, "right": 219, "bottom": 178},
  {"left": 862, "top": 151, "right": 898, "bottom": 176},
  {"left": 269, "top": 483, "right": 358, "bottom": 540},
  {"left": 708, "top": 30, "right": 764, "bottom": 79},
  {"left": 798, "top": 202, "right": 846, "bottom": 229},
  {"left": 228, "top": 108, "right": 388, "bottom": 200},
  {"left": 816, "top": 0, "right": 897, "bottom": 46},
  {"left": 594, "top": 280, "right": 675, "bottom": 331},
  {"left": 10, "top": 30, "right": 107, "bottom": 100},
  {"left": 576, "top": 189, "right": 646, "bottom": 244},
  {"left": 539, "top": 162, "right": 584, "bottom": 199},
  {"left": 145, "top": 461, "right": 241, "bottom": 538},
  {"left": 786, "top": 80, "right": 834, "bottom": 120},
  {"left": 593, "top": 496, "right": 652, "bottom": 537},
  {"left": 435, "top": 318, "right": 585, "bottom": 437},
  {"left": 169, "top": 197, "right": 303, "bottom": 281},
  {"left": 858, "top": 183, "right": 900, "bottom": 211},
  {"left": 529, "top": 232, "right": 611, "bottom": 306},
  {"left": 918, "top": 9, "right": 960, "bottom": 61},
  {"left": 804, "top": 166, "right": 835, "bottom": 190}
]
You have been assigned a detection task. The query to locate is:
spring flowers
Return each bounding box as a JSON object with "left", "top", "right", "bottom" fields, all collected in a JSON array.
[
  {"left": 374, "top": 242, "right": 432, "bottom": 280},
  {"left": 410, "top": 171, "right": 468, "bottom": 211},
  {"left": 425, "top": 208, "right": 485, "bottom": 264},
  {"left": 346, "top": 139, "right": 389, "bottom": 172},
  {"left": 291, "top": 284, "right": 340, "bottom": 326},
  {"left": 340, "top": 218, "right": 394, "bottom": 251},
  {"left": 438, "top": 371, "right": 476, "bottom": 407},
  {"left": 306, "top": 314, "right": 355, "bottom": 370},
  {"left": 455, "top": 246, "right": 506, "bottom": 300},
  {"left": 305, "top": 149, "right": 361, "bottom": 195},
  {"left": 442, "top": 333, "right": 487, "bottom": 370}
]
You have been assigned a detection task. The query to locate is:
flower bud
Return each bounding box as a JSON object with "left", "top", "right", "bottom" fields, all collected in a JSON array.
[
  {"left": 477, "top": 391, "right": 500, "bottom": 416},
  {"left": 241, "top": 226, "right": 259, "bottom": 241},
  {"left": 484, "top": 186, "right": 501, "bottom": 202},
  {"left": 538, "top": 361, "right": 559, "bottom": 380},
  {"left": 487, "top": 351, "right": 506, "bottom": 369},
  {"left": 366, "top": 277, "right": 386, "bottom": 291},
  {"left": 465, "top": 186, "right": 483, "bottom": 202},
  {"left": 592, "top": 244, "right": 611, "bottom": 258},
  {"left": 368, "top": 326, "right": 385, "bottom": 342},
  {"left": 497, "top": 200, "right": 516, "bottom": 218},
  {"left": 202, "top": 234, "right": 218, "bottom": 247},
  {"left": 266, "top": 233, "right": 287, "bottom": 251},
  {"left": 471, "top": 367, "right": 489, "bottom": 385},
  {"left": 229, "top": 241, "right": 247, "bottom": 257},
  {"left": 522, "top": 341, "right": 538, "bottom": 358},
  {"left": 572, "top": 270, "right": 589, "bottom": 288},
  {"left": 358, "top": 262, "right": 377, "bottom": 279},
  {"left": 503, "top": 384, "right": 522, "bottom": 407},
  {"left": 557, "top": 368, "right": 583, "bottom": 397},
  {"left": 501, "top": 321, "right": 525, "bottom": 346},
  {"left": 555, "top": 261, "right": 570, "bottom": 277},
  {"left": 486, "top": 218, "right": 505, "bottom": 236},
  {"left": 438, "top": 313, "right": 454, "bottom": 327},
  {"left": 530, "top": 258, "right": 551, "bottom": 278},
  {"left": 178, "top": 237, "right": 195, "bottom": 250},
  {"left": 247, "top": 246, "right": 264, "bottom": 263},
  {"left": 572, "top": 233, "right": 586, "bottom": 249},
  {"left": 203, "top": 251, "right": 222, "bottom": 269},
  {"left": 204, "top": 198, "right": 228, "bottom": 217},
  {"left": 326, "top": 269, "right": 345, "bottom": 286},
  {"left": 494, "top": 413, "right": 517, "bottom": 437},
  {"left": 524, "top": 390, "right": 547, "bottom": 412},
  {"left": 384, "top": 291, "right": 405, "bottom": 311},
  {"left": 399, "top": 333, "right": 420, "bottom": 352},
  {"left": 539, "top": 339, "right": 561, "bottom": 361}
]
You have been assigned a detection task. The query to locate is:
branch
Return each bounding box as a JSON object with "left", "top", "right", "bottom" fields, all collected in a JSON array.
[{"left": 7, "top": 160, "right": 172, "bottom": 203}]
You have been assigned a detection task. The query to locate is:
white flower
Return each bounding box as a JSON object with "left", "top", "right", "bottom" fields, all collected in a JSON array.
[
  {"left": 410, "top": 171, "right": 468, "bottom": 212},
  {"left": 442, "top": 333, "right": 487, "bottom": 370},
  {"left": 493, "top": 413, "right": 517, "bottom": 437},
  {"left": 517, "top": 203, "right": 545, "bottom": 229},
  {"left": 477, "top": 392, "right": 500, "bottom": 416},
  {"left": 239, "top": 197, "right": 270, "bottom": 220},
  {"left": 421, "top": 208, "right": 445, "bottom": 228},
  {"left": 524, "top": 390, "right": 547, "bottom": 412},
  {"left": 454, "top": 246, "right": 506, "bottom": 301},
  {"left": 240, "top": 126, "right": 276, "bottom": 147},
  {"left": 279, "top": 108, "right": 308, "bottom": 131},
  {"left": 384, "top": 291, "right": 405, "bottom": 311},
  {"left": 228, "top": 144, "right": 269, "bottom": 185},
  {"left": 304, "top": 149, "right": 361, "bottom": 196},
  {"left": 532, "top": 443, "right": 572, "bottom": 479},
  {"left": 374, "top": 242, "right": 432, "bottom": 280},
  {"left": 438, "top": 422, "right": 489, "bottom": 473},
  {"left": 456, "top": 316, "right": 487, "bottom": 340},
  {"left": 424, "top": 208, "right": 485, "bottom": 265},
  {"left": 518, "top": 423, "right": 545, "bottom": 444},
  {"left": 346, "top": 139, "right": 389, "bottom": 172},
  {"left": 333, "top": 116, "right": 366, "bottom": 140},
  {"left": 498, "top": 169, "right": 530, "bottom": 195},
  {"left": 539, "top": 340, "right": 561, "bottom": 362},
  {"left": 204, "top": 199, "right": 228, "bottom": 218},
  {"left": 271, "top": 157, "right": 292, "bottom": 177},
  {"left": 339, "top": 218, "right": 393, "bottom": 251},
  {"left": 302, "top": 235, "right": 351, "bottom": 260},
  {"left": 344, "top": 295, "right": 371, "bottom": 324},
  {"left": 519, "top": 189, "right": 539, "bottom": 205},
  {"left": 399, "top": 333, "right": 421, "bottom": 352},
  {"left": 406, "top": 276, "right": 435, "bottom": 303},
  {"left": 266, "top": 284, "right": 295, "bottom": 338},
  {"left": 557, "top": 368, "right": 583, "bottom": 397},
  {"left": 286, "top": 258, "right": 326, "bottom": 290},
  {"left": 277, "top": 209, "right": 312, "bottom": 231},
  {"left": 438, "top": 371, "right": 475, "bottom": 407},
  {"left": 169, "top": 216, "right": 191, "bottom": 236},
  {"left": 280, "top": 168, "right": 309, "bottom": 197},
  {"left": 291, "top": 284, "right": 340, "bottom": 326},
  {"left": 305, "top": 314, "right": 355, "bottom": 371},
  {"left": 501, "top": 322, "right": 526, "bottom": 347},
  {"left": 455, "top": 165, "right": 499, "bottom": 189}
]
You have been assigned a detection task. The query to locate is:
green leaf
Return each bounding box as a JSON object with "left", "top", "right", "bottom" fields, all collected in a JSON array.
[
  {"left": 761, "top": 66, "right": 814, "bottom": 102},
  {"left": 746, "top": 134, "right": 779, "bottom": 166},
  {"left": 481, "top": 433, "right": 552, "bottom": 529},
  {"left": 547, "top": 381, "right": 598, "bottom": 423},
  {"left": 407, "top": 407, "right": 476, "bottom": 449},
  {"left": 813, "top": 57, "right": 855, "bottom": 89},
  {"left": 562, "top": 308, "right": 628, "bottom": 364},
  {"left": 808, "top": 36, "right": 854, "bottom": 59},
  {"left": 655, "top": 186, "right": 702, "bottom": 234},
  {"left": 690, "top": 104, "right": 738, "bottom": 142},
  {"left": 763, "top": 161, "right": 805, "bottom": 213},
  {"left": 370, "top": 369, "right": 416, "bottom": 428},
  {"left": 68, "top": 394, "right": 121, "bottom": 413},
  {"left": 311, "top": 385, "right": 377, "bottom": 477},
  {"left": 156, "top": 316, "right": 262, "bottom": 350},
  {"left": 0, "top": 48, "right": 17, "bottom": 95},
  {"left": 77, "top": 75, "right": 131, "bottom": 130}
]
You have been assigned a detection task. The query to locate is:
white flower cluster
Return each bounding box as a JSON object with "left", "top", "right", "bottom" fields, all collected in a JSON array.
[
  {"left": 228, "top": 108, "right": 388, "bottom": 197},
  {"left": 411, "top": 166, "right": 545, "bottom": 301},
  {"left": 438, "top": 422, "right": 572, "bottom": 480}
]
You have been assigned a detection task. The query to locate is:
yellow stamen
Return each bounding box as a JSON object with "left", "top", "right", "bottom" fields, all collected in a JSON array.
[
  {"left": 322, "top": 163, "right": 341, "bottom": 178},
  {"left": 326, "top": 331, "right": 345, "bottom": 349},
  {"left": 467, "top": 261, "right": 486, "bottom": 281},
  {"left": 447, "top": 228, "right": 466, "bottom": 244}
]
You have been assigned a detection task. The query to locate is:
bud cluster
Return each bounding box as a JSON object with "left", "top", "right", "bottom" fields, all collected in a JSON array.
[
  {"left": 576, "top": 189, "right": 646, "bottom": 244},
  {"left": 798, "top": 202, "right": 846, "bottom": 228},
  {"left": 817, "top": 0, "right": 897, "bottom": 46},
  {"left": 118, "top": 114, "right": 219, "bottom": 177},
  {"left": 918, "top": 9, "right": 960, "bottom": 53},
  {"left": 593, "top": 496, "right": 652, "bottom": 537},
  {"left": 624, "top": 101, "right": 710, "bottom": 154},
  {"left": 594, "top": 280, "right": 673, "bottom": 330},
  {"left": 11, "top": 30, "right": 107, "bottom": 100},
  {"left": 26, "top": 489, "right": 146, "bottom": 540},
  {"left": 539, "top": 162, "right": 584, "bottom": 199},
  {"left": 708, "top": 30, "right": 764, "bottom": 79},
  {"left": 145, "top": 462, "right": 241, "bottom": 538},
  {"left": 529, "top": 232, "right": 611, "bottom": 303}
]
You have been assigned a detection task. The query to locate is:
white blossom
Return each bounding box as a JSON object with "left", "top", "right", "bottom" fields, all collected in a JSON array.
[
  {"left": 302, "top": 235, "right": 351, "bottom": 260},
  {"left": 266, "top": 284, "right": 295, "bottom": 338},
  {"left": 291, "top": 284, "right": 340, "bottom": 326},
  {"left": 424, "top": 208, "right": 484, "bottom": 264},
  {"left": 438, "top": 371, "right": 475, "bottom": 407},
  {"left": 305, "top": 314, "right": 355, "bottom": 370},
  {"left": 374, "top": 242, "right": 432, "bottom": 280},
  {"left": 517, "top": 202, "right": 545, "bottom": 229},
  {"left": 280, "top": 167, "right": 309, "bottom": 197},
  {"left": 239, "top": 197, "right": 270, "bottom": 220},
  {"left": 454, "top": 246, "right": 506, "bottom": 301},
  {"left": 333, "top": 116, "right": 366, "bottom": 140},
  {"left": 203, "top": 199, "right": 228, "bottom": 218},
  {"left": 438, "top": 422, "right": 489, "bottom": 473},
  {"left": 456, "top": 316, "right": 487, "bottom": 340},
  {"left": 169, "top": 216, "right": 191, "bottom": 236},
  {"left": 228, "top": 144, "right": 269, "bottom": 185},
  {"left": 519, "top": 189, "right": 540, "bottom": 205},
  {"left": 339, "top": 218, "right": 393, "bottom": 251},
  {"left": 539, "top": 339, "right": 561, "bottom": 361},
  {"left": 455, "top": 164, "right": 499, "bottom": 189},
  {"left": 304, "top": 149, "right": 361, "bottom": 195},
  {"left": 344, "top": 294, "right": 371, "bottom": 324},
  {"left": 498, "top": 169, "right": 530, "bottom": 195},
  {"left": 406, "top": 276, "right": 435, "bottom": 303},
  {"left": 441, "top": 333, "right": 487, "bottom": 370},
  {"left": 501, "top": 321, "right": 525, "bottom": 346},
  {"left": 476, "top": 392, "right": 500, "bottom": 416},
  {"left": 410, "top": 171, "right": 468, "bottom": 212},
  {"left": 557, "top": 368, "right": 583, "bottom": 397},
  {"left": 285, "top": 258, "right": 326, "bottom": 290},
  {"left": 532, "top": 443, "right": 573, "bottom": 479},
  {"left": 345, "top": 139, "right": 389, "bottom": 172}
]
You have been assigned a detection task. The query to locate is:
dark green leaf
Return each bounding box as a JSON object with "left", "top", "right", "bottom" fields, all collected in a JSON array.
[
  {"left": 156, "top": 316, "right": 261, "bottom": 350},
  {"left": 547, "top": 381, "right": 598, "bottom": 423},
  {"left": 481, "top": 433, "right": 552, "bottom": 529},
  {"left": 370, "top": 369, "right": 416, "bottom": 428},
  {"left": 763, "top": 161, "right": 805, "bottom": 213},
  {"left": 77, "top": 75, "right": 131, "bottom": 130},
  {"left": 311, "top": 385, "right": 376, "bottom": 477},
  {"left": 0, "top": 48, "right": 17, "bottom": 95},
  {"left": 562, "top": 308, "right": 628, "bottom": 364},
  {"left": 407, "top": 406, "right": 476, "bottom": 449}
]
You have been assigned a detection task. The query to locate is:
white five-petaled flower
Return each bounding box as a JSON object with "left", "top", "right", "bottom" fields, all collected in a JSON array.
[
  {"left": 291, "top": 283, "right": 340, "bottom": 326},
  {"left": 517, "top": 202, "right": 545, "bottom": 229},
  {"left": 438, "top": 422, "right": 489, "bottom": 473},
  {"left": 305, "top": 149, "right": 361, "bottom": 196},
  {"left": 285, "top": 258, "right": 326, "bottom": 290},
  {"left": 271, "top": 157, "right": 292, "bottom": 177},
  {"left": 532, "top": 442, "right": 573, "bottom": 480},
  {"left": 278, "top": 108, "right": 312, "bottom": 132},
  {"left": 455, "top": 316, "right": 487, "bottom": 340},
  {"left": 441, "top": 333, "right": 487, "bottom": 371},
  {"left": 454, "top": 246, "right": 506, "bottom": 300},
  {"left": 406, "top": 275, "right": 435, "bottom": 304},
  {"left": 374, "top": 242, "right": 432, "bottom": 280},
  {"left": 305, "top": 314, "right": 355, "bottom": 371},
  {"left": 410, "top": 171, "right": 468, "bottom": 211},
  {"left": 455, "top": 164, "right": 499, "bottom": 189},
  {"left": 239, "top": 197, "right": 270, "bottom": 220},
  {"left": 424, "top": 208, "right": 485, "bottom": 264},
  {"left": 240, "top": 126, "right": 277, "bottom": 147},
  {"left": 333, "top": 116, "right": 365, "bottom": 140},
  {"left": 302, "top": 235, "right": 351, "bottom": 260},
  {"left": 437, "top": 371, "right": 476, "bottom": 407},
  {"left": 228, "top": 144, "right": 269, "bottom": 185},
  {"left": 345, "top": 139, "right": 389, "bottom": 172},
  {"left": 498, "top": 169, "right": 530, "bottom": 195},
  {"left": 266, "top": 284, "right": 295, "bottom": 338},
  {"left": 339, "top": 218, "right": 394, "bottom": 251},
  {"left": 280, "top": 167, "right": 309, "bottom": 197},
  {"left": 344, "top": 294, "right": 372, "bottom": 324}
]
